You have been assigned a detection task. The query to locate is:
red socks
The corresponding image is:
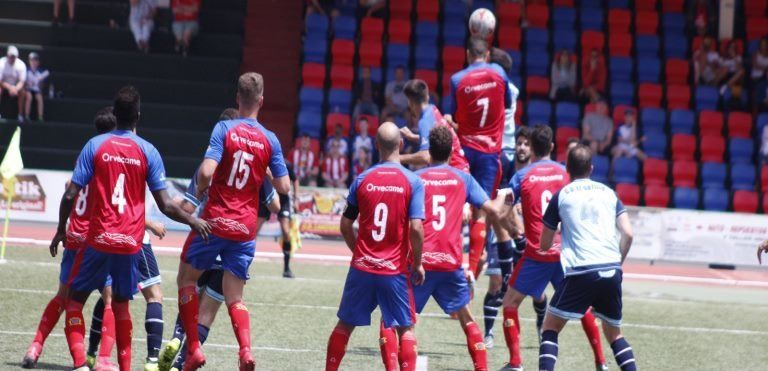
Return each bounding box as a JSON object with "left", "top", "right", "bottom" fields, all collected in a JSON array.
[
  {"left": 379, "top": 323, "right": 398, "bottom": 371},
  {"left": 228, "top": 301, "right": 252, "bottom": 354},
  {"left": 113, "top": 301, "right": 132, "bottom": 371},
  {"left": 463, "top": 322, "right": 488, "bottom": 371},
  {"left": 468, "top": 221, "right": 487, "bottom": 277},
  {"left": 178, "top": 285, "right": 201, "bottom": 354},
  {"left": 98, "top": 304, "right": 115, "bottom": 359},
  {"left": 398, "top": 331, "right": 417, "bottom": 371},
  {"left": 33, "top": 296, "right": 65, "bottom": 345},
  {"left": 64, "top": 300, "right": 86, "bottom": 368},
  {"left": 502, "top": 307, "right": 522, "bottom": 367},
  {"left": 326, "top": 325, "right": 351, "bottom": 371},
  {"left": 581, "top": 309, "right": 606, "bottom": 365}
]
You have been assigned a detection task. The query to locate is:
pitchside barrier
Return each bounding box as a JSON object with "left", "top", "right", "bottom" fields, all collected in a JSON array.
[{"left": 4, "top": 169, "right": 768, "bottom": 268}]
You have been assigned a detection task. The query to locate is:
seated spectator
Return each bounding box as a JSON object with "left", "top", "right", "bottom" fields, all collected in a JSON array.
[
  {"left": 381, "top": 65, "right": 408, "bottom": 122},
  {"left": 550, "top": 50, "right": 577, "bottom": 101},
  {"left": 23, "top": 52, "right": 49, "bottom": 122},
  {"left": 761, "top": 124, "right": 768, "bottom": 165},
  {"left": 352, "top": 118, "right": 373, "bottom": 161},
  {"left": 129, "top": 0, "right": 157, "bottom": 53},
  {"left": 581, "top": 100, "right": 614, "bottom": 155},
  {"left": 352, "top": 147, "right": 371, "bottom": 178},
  {"left": 751, "top": 38, "right": 768, "bottom": 112},
  {"left": 172, "top": 0, "right": 201, "bottom": 57},
  {"left": 694, "top": 37, "right": 721, "bottom": 86},
  {"left": 718, "top": 41, "right": 746, "bottom": 107},
  {"left": 325, "top": 123, "right": 349, "bottom": 157},
  {"left": 291, "top": 133, "right": 319, "bottom": 186},
  {"left": 581, "top": 48, "right": 606, "bottom": 103},
  {"left": 306, "top": 0, "right": 339, "bottom": 17},
  {"left": 0, "top": 46, "right": 27, "bottom": 121},
  {"left": 322, "top": 140, "right": 349, "bottom": 188},
  {"left": 352, "top": 66, "right": 380, "bottom": 121},
  {"left": 53, "top": 0, "right": 75, "bottom": 25},
  {"left": 611, "top": 108, "right": 646, "bottom": 161},
  {"left": 688, "top": 0, "right": 716, "bottom": 37}
]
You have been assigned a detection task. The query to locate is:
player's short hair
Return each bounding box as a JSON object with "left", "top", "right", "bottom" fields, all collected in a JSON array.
[
  {"left": 238, "top": 72, "right": 264, "bottom": 107},
  {"left": 219, "top": 107, "right": 239, "bottom": 121},
  {"left": 515, "top": 126, "right": 530, "bottom": 141},
  {"left": 530, "top": 124, "right": 553, "bottom": 158},
  {"left": 428, "top": 125, "right": 453, "bottom": 163},
  {"left": 403, "top": 79, "right": 429, "bottom": 104},
  {"left": 467, "top": 36, "right": 489, "bottom": 59},
  {"left": 567, "top": 144, "right": 592, "bottom": 179},
  {"left": 567, "top": 137, "right": 580, "bottom": 146},
  {"left": 94, "top": 106, "right": 116, "bottom": 134},
  {"left": 113, "top": 86, "right": 140, "bottom": 128},
  {"left": 490, "top": 47, "right": 513, "bottom": 74}
]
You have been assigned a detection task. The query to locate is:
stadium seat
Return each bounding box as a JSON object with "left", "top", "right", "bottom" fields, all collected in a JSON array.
[
  {"left": 387, "top": 43, "right": 410, "bottom": 68},
  {"left": 762, "top": 165, "right": 768, "bottom": 192},
  {"left": 727, "top": 112, "right": 752, "bottom": 138},
  {"left": 733, "top": 190, "right": 759, "bottom": 213},
  {"left": 498, "top": 2, "right": 522, "bottom": 26},
  {"left": 698, "top": 111, "right": 724, "bottom": 136},
  {"left": 662, "top": 0, "right": 684, "bottom": 12},
  {"left": 608, "top": 0, "right": 629, "bottom": 8},
  {"left": 358, "top": 40, "right": 382, "bottom": 67},
  {"left": 746, "top": 18, "right": 768, "bottom": 41},
  {"left": 581, "top": 31, "right": 606, "bottom": 53},
  {"left": 643, "top": 158, "right": 669, "bottom": 186},
  {"left": 443, "top": 18, "right": 468, "bottom": 46},
  {"left": 745, "top": 0, "right": 768, "bottom": 15},
  {"left": 672, "top": 161, "right": 698, "bottom": 188},
  {"left": 643, "top": 133, "right": 668, "bottom": 158},
  {"left": 758, "top": 114, "right": 768, "bottom": 137},
  {"left": 331, "top": 39, "right": 355, "bottom": 66},
  {"left": 662, "top": 13, "right": 685, "bottom": 34},
  {"left": 414, "top": 69, "right": 438, "bottom": 92},
  {"left": 526, "top": 76, "right": 550, "bottom": 98},
  {"left": 415, "top": 45, "right": 438, "bottom": 69},
  {"left": 610, "top": 81, "right": 635, "bottom": 106},
  {"left": 415, "top": 22, "right": 439, "bottom": 45},
  {"left": 303, "top": 35, "right": 328, "bottom": 63},
  {"left": 327, "top": 89, "right": 352, "bottom": 113},
  {"left": 555, "top": 102, "right": 581, "bottom": 127},
  {"left": 470, "top": 0, "right": 494, "bottom": 13},
  {"left": 666, "top": 85, "right": 691, "bottom": 109},
  {"left": 443, "top": 0, "right": 468, "bottom": 19},
  {"left": 615, "top": 183, "right": 641, "bottom": 206},
  {"left": 613, "top": 157, "right": 640, "bottom": 184},
  {"left": 641, "top": 108, "right": 666, "bottom": 134},
  {"left": 389, "top": 0, "right": 413, "bottom": 19},
  {"left": 388, "top": 19, "right": 412, "bottom": 44},
  {"left": 700, "top": 136, "right": 725, "bottom": 163},
  {"left": 553, "top": 29, "right": 577, "bottom": 52},
  {"left": 442, "top": 46, "right": 465, "bottom": 73},
  {"left": 527, "top": 99, "right": 552, "bottom": 124},
  {"left": 299, "top": 87, "right": 324, "bottom": 113},
  {"left": 673, "top": 187, "right": 700, "bottom": 209},
  {"left": 644, "top": 185, "right": 671, "bottom": 208},
  {"left": 664, "top": 35, "right": 689, "bottom": 59},
  {"left": 635, "top": 11, "right": 659, "bottom": 35},
  {"left": 636, "top": 35, "right": 660, "bottom": 57},
  {"left": 498, "top": 25, "right": 522, "bottom": 51},
  {"left": 665, "top": 59, "right": 690, "bottom": 85},
  {"left": 416, "top": 0, "right": 439, "bottom": 21},
  {"left": 669, "top": 109, "right": 695, "bottom": 134},
  {"left": 592, "top": 155, "right": 610, "bottom": 183},
  {"left": 553, "top": 7, "right": 577, "bottom": 30},
  {"left": 525, "top": 29, "right": 550, "bottom": 52},
  {"left": 581, "top": 0, "right": 602, "bottom": 9},
  {"left": 301, "top": 63, "right": 326, "bottom": 88},
  {"left": 306, "top": 13, "right": 329, "bottom": 34},
  {"left": 609, "top": 57, "right": 634, "bottom": 82},
  {"left": 356, "top": 114, "right": 379, "bottom": 135},
  {"left": 360, "top": 17, "right": 384, "bottom": 42},
  {"left": 703, "top": 188, "right": 729, "bottom": 211},
  {"left": 325, "top": 113, "right": 351, "bottom": 136},
  {"left": 556, "top": 127, "right": 580, "bottom": 153},
  {"left": 695, "top": 86, "right": 719, "bottom": 111},
  {"left": 336, "top": 1, "right": 357, "bottom": 16},
  {"left": 525, "top": 50, "right": 550, "bottom": 76},
  {"left": 333, "top": 15, "right": 357, "bottom": 40},
  {"left": 609, "top": 33, "right": 633, "bottom": 57},
  {"left": 671, "top": 134, "right": 696, "bottom": 161},
  {"left": 580, "top": 8, "right": 604, "bottom": 31},
  {"left": 360, "top": 67, "right": 382, "bottom": 84},
  {"left": 329, "top": 65, "right": 354, "bottom": 90},
  {"left": 608, "top": 9, "right": 631, "bottom": 34},
  {"left": 612, "top": 104, "right": 635, "bottom": 124},
  {"left": 526, "top": 4, "right": 550, "bottom": 28},
  {"left": 297, "top": 111, "right": 322, "bottom": 138},
  {"left": 637, "top": 58, "right": 661, "bottom": 83},
  {"left": 634, "top": 0, "right": 657, "bottom": 11},
  {"left": 729, "top": 138, "right": 754, "bottom": 164},
  {"left": 701, "top": 162, "right": 727, "bottom": 188},
  {"left": 638, "top": 83, "right": 662, "bottom": 108}
]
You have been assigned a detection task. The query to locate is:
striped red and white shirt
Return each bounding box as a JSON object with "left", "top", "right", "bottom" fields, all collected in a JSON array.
[
  {"left": 322, "top": 155, "right": 348, "bottom": 183},
  {"left": 291, "top": 148, "right": 317, "bottom": 180}
]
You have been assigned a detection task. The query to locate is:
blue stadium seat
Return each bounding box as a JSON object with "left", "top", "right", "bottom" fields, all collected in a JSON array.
[
  {"left": 663, "top": 35, "right": 688, "bottom": 59},
  {"left": 610, "top": 82, "right": 635, "bottom": 106},
  {"left": 297, "top": 111, "right": 322, "bottom": 138},
  {"left": 299, "top": 87, "right": 324, "bottom": 113},
  {"left": 729, "top": 138, "right": 754, "bottom": 163},
  {"left": 360, "top": 66, "right": 383, "bottom": 84},
  {"left": 731, "top": 164, "right": 756, "bottom": 190},
  {"left": 703, "top": 188, "right": 729, "bottom": 211},
  {"left": 695, "top": 86, "right": 719, "bottom": 111},
  {"left": 580, "top": 8, "right": 604, "bottom": 31},
  {"left": 525, "top": 50, "right": 550, "bottom": 76},
  {"left": 553, "top": 29, "right": 577, "bottom": 52},
  {"left": 444, "top": 0, "right": 469, "bottom": 19},
  {"left": 613, "top": 157, "right": 640, "bottom": 184},
  {"left": 327, "top": 89, "right": 352, "bottom": 113},
  {"left": 636, "top": 35, "right": 660, "bottom": 58},
  {"left": 555, "top": 102, "right": 581, "bottom": 127},
  {"left": 471, "top": 0, "right": 494, "bottom": 12},
  {"left": 553, "top": 7, "right": 576, "bottom": 30},
  {"left": 337, "top": 1, "right": 357, "bottom": 16},
  {"left": 306, "top": 13, "right": 329, "bottom": 35},
  {"left": 670, "top": 109, "right": 695, "bottom": 134},
  {"left": 527, "top": 99, "right": 552, "bottom": 125},
  {"left": 592, "top": 155, "right": 610, "bottom": 184},
  {"left": 608, "top": 0, "right": 629, "bottom": 8},
  {"left": 385, "top": 66, "right": 410, "bottom": 82},
  {"left": 581, "top": 0, "right": 603, "bottom": 9},
  {"left": 748, "top": 40, "right": 760, "bottom": 56},
  {"left": 414, "top": 45, "right": 438, "bottom": 69},
  {"left": 415, "top": 22, "right": 439, "bottom": 45},
  {"left": 637, "top": 57, "right": 661, "bottom": 83},
  {"left": 443, "top": 22, "right": 467, "bottom": 46},
  {"left": 386, "top": 43, "right": 410, "bottom": 69},
  {"left": 673, "top": 187, "right": 700, "bottom": 209},
  {"left": 525, "top": 29, "right": 550, "bottom": 52},
  {"left": 701, "top": 162, "right": 727, "bottom": 189},
  {"left": 641, "top": 108, "right": 666, "bottom": 134},
  {"left": 507, "top": 50, "right": 522, "bottom": 76},
  {"left": 643, "top": 133, "right": 668, "bottom": 158},
  {"left": 303, "top": 35, "right": 328, "bottom": 63},
  {"left": 758, "top": 113, "right": 768, "bottom": 136},
  {"left": 662, "top": 13, "right": 686, "bottom": 35},
  {"left": 333, "top": 15, "right": 357, "bottom": 40},
  {"left": 609, "top": 57, "right": 633, "bottom": 82}
]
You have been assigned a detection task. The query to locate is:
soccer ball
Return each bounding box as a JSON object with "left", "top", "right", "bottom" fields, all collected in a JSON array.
[{"left": 468, "top": 8, "right": 496, "bottom": 39}]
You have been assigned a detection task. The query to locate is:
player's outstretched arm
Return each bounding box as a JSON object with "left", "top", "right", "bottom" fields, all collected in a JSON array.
[
  {"left": 50, "top": 182, "right": 82, "bottom": 257},
  {"left": 195, "top": 159, "right": 218, "bottom": 201},
  {"left": 409, "top": 219, "right": 425, "bottom": 285},
  {"left": 151, "top": 189, "right": 211, "bottom": 241},
  {"left": 339, "top": 216, "right": 356, "bottom": 252},
  {"left": 145, "top": 219, "right": 167, "bottom": 239},
  {"left": 616, "top": 213, "right": 634, "bottom": 264}
]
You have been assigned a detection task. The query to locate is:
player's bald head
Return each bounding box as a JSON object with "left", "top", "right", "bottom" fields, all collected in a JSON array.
[
  {"left": 376, "top": 122, "right": 401, "bottom": 154},
  {"left": 567, "top": 144, "right": 593, "bottom": 179}
]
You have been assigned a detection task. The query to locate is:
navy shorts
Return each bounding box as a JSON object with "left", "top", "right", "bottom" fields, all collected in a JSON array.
[
  {"left": 137, "top": 243, "right": 162, "bottom": 289},
  {"left": 197, "top": 268, "right": 224, "bottom": 303},
  {"left": 70, "top": 247, "right": 137, "bottom": 300},
  {"left": 463, "top": 146, "right": 501, "bottom": 198},
  {"left": 509, "top": 257, "right": 564, "bottom": 299},
  {"left": 257, "top": 202, "right": 271, "bottom": 219},
  {"left": 337, "top": 267, "right": 416, "bottom": 328},
  {"left": 413, "top": 269, "right": 470, "bottom": 315},
  {"left": 485, "top": 242, "right": 501, "bottom": 276},
  {"left": 182, "top": 233, "right": 255, "bottom": 281},
  {"left": 548, "top": 270, "right": 623, "bottom": 327},
  {"left": 500, "top": 148, "right": 515, "bottom": 186}
]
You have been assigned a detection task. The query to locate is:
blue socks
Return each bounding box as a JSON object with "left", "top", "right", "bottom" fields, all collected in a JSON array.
[
  {"left": 538, "top": 330, "right": 559, "bottom": 371},
  {"left": 611, "top": 337, "right": 637, "bottom": 371},
  {"left": 533, "top": 295, "right": 548, "bottom": 330},
  {"left": 87, "top": 298, "right": 105, "bottom": 355},
  {"left": 173, "top": 325, "right": 210, "bottom": 369},
  {"left": 482, "top": 291, "right": 503, "bottom": 336},
  {"left": 145, "top": 302, "right": 163, "bottom": 359},
  {"left": 172, "top": 314, "right": 185, "bottom": 340}
]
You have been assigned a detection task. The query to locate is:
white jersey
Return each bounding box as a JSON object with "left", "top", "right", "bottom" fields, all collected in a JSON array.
[
  {"left": 542, "top": 178, "right": 626, "bottom": 276},
  {"left": 501, "top": 81, "right": 520, "bottom": 151}
]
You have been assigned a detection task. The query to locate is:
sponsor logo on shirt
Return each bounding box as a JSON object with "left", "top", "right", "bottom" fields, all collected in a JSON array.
[
  {"left": 207, "top": 217, "right": 250, "bottom": 235},
  {"left": 366, "top": 183, "right": 404, "bottom": 193},
  {"left": 422, "top": 178, "right": 458, "bottom": 187},
  {"left": 230, "top": 132, "right": 265, "bottom": 150},
  {"left": 528, "top": 174, "right": 564, "bottom": 183},
  {"left": 101, "top": 153, "right": 142, "bottom": 166},
  {"left": 463, "top": 81, "right": 498, "bottom": 94},
  {"left": 353, "top": 256, "right": 397, "bottom": 271},
  {"left": 94, "top": 232, "right": 138, "bottom": 249},
  {"left": 422, "top": 252, "right": 457, "bottom": 265}
]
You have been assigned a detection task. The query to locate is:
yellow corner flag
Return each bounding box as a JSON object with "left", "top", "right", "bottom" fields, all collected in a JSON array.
[{"left": 0, "top": 127, "right": 23, "bottom": 263}]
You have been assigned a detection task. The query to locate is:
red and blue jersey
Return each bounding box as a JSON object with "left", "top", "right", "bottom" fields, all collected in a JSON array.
[
  {"left": 416, "top": 104, "right": 469, "bottom": 172},
  {"left": 416, "top": 164, "right": 488, "bottom": 272},
  {"left": 200, "top": 118, "right": 287, "bottom": 241},
  {"left": 508, "top": 159, "right": 570, "bottom": 263},
  {"left": 65, "top": 184, "right": 93, "bottom": 250},
  {"left": 183, "top": 166, "right": 275, "bottom": 213},
  {"left": 346, "top": 162, "right": 425, "bottom": 275},
  {"left": 450, "top": 61, "right": 512, "bottom": 154},
  {"left": 71, "top": 130, "right": 167, "bottom": 254}
]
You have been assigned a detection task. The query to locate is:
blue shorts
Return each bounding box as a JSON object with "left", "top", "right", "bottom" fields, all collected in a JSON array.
[
  {"left": 463, "top": 146, "right": 502, "bottom": 197},
  {"left": 548, "top": 270, "right": 623, "bottom": 327},
  {"left": 337, "top": 267, "right": 416, "bottom": 328},
  {"left": 137, "top": 243, "right": 162, "bottom": 289},
  {"left": 69, "top": 247, "right": 138, "bottom": 300},
  {"left": 509, "top": 257, "right": 564, "bottom": 299},
  {"left": 182, "top": 233, "right": 255, "bottom": 281},
  {"left": 413, "top": 269, "right": 470, "bottom": 315},
  {"left": 197, "top": 268, "right": 224, "bottom": 303},
  {"left": 59, "top": 248, "right": 78, "bottom": 285}
]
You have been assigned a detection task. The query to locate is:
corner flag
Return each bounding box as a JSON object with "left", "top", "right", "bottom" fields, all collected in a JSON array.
[{"left": 0, "top": 127, "right": 23, "bottom": 263}]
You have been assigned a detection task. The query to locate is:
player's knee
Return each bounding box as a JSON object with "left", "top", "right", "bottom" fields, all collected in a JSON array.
[
  {"left": 502, "top": 290, "right": 524, "bottom": 308},
  {"left": 601, "top": 323, "right": 623, "bottom": 343},
  {"left": 488, "top": 276, "right": 502, "bottom": 294}
]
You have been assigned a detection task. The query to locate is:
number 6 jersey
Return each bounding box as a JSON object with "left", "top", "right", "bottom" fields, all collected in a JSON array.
[{"left": 71, "top": 130, "right": 167, "bottom": 254}]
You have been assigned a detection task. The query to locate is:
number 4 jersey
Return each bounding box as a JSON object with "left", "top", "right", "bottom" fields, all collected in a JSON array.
[{"left": 71, "top": 130, "right": 167, "bottom": 254}]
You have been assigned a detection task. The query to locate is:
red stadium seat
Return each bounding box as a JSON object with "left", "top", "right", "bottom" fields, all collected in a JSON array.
[
  {"left": 643, "top": 158, "right": 669, "bottom": 186},
  {"left": 639, "top": 83, "right": 663, "bottom": 108},
  {"left": 733, "top": 190, "right": 759, "bottom": 213},
  {"left": 609, "top": 33, "right": 633, "bottom": 57},
  {"left": 665, "top": 59, "right": 689, "bottom": 85},
  {"left": 361, "top": 17, "right": 384, "bottom": 42},
  {"left": 301, "top": 63, "right": 326, "bottom": 88},
  {"left": 635, "top": 0, "right": 657, "bottom": 12},
  {"left": 388, "top": 19, "right": 412, "bottom": 44},
  {"left": 672, "top": 161, "right": 698, "bottom": 188},
  {"left": 727, "top": 112, "right": 752, "bottom": 138},
  {"left": 745, "top": 0, "right": 768, "bottom": 16},
  {"left": 498, "top": 2, "right": 522, "bottom": 26},
  {"left": 662, "top": 0, "right": 684, "bottom": 12},
  {"left": 608, "top": 9, "right": 632, "bottom": 34},
  {"left": 555, "top": 127, "right": 580, "bottom": 153},
  {"left": 666, "top": 85, "right": 691, "bottom": 109},
  {"left": 644, "top": 185, "right": 670, "bottom": 208},
  {"left": 292, "top": 138, "right": 321, "bottom": 159},
  {"left": 699, "top": 136, "right": 725, "bottom": 163},
  {"left": 612, "top": 105, "right": 635, "bottom": 126},
  {"left": 746, "top": 18, "right": 768, "bottom": 41},
  {"left": 356, "top": 114, "right": 379, "bottom": 135},
  {"left": 326, "top": 113, "right": 351, "bottom": 136},
  {"left": 762, "top": 165, "right": 768, "bottom": 192},
  {"left": 581, "top": 31, "right": 605, "bottom": 53},
  {"left": 442, "top": 46, "right": 465, "bottom": 73},
  {"left": 691, "top": 36, "right": 712, "bottom": 54},
  {"left": 515, "top": 99, "right": 524, "bottom": 124},
  {"left": 526, "top": 4, "right": 550, "bottom": 28},
  {"left": 698, "top": 110, "right": 724, "bottom": 137},
  {"left": 416, "top": 0, "right": 439, "bottom": 22},
  {"left": 329, "top": 64, "right": 354, "bottom": 90},
  {"left": 671, "top": 134, "right": 696, "bottom": 161},
  {"left": 526, "top": 76, "right": 550, "bottom": 97},
  {"left": 719, "top": 39, "right": 744, "bottom": 56},
  {"left": 585, "top": 103, "right": 597, "bottom": 114},
  {"left": 635, "top": 11, "right": 658, "bottom": 35},
  {"left": 389, "top": 0, "right": 412, "bottom": 20},
  {"left": 414, "top": 69, "right": 438, "bottom": 92},
  {"left": 331, "top": 39, "right": 355, "bottom": 66},
  {"left": 553, "top": 0, "right": 574, "bottom": 6},
  {"left": 358, "top": 40, "right": 382, "bottom": 67},
  {"left": 615, "top": 183, "right": 641, "bottom": 206},
  {"left": 498, "top": 24, "right": 522, "bottom": 51}
]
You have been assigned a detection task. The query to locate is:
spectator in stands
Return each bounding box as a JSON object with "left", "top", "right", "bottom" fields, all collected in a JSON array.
[
  {"left": 550, "top": 50, "right": 577, "bottom": 101},
  {"left": 325, "top": 122, "right": 350, "bottom": 157},
  {"left": 306, "top": 0, "right": 338, "bottom": 17},
  {"left": 611, "top": 108, "right": 646, "bottom": 162},
  {"left": 694, "top": 37, "right": 721, "bottom": 86},
  {"left": 751, "top": 38, "right": 768, "bottom": 112},
  {"left": 688, "top": 0, "right": 716, "bottom": 37},
  {"left": 23, "top": 52, "right": 49, "bottom": 122},
  {"left": 0, "top": 46, "right": 27, "bottom": 122},
  {"left": 352, "top": 146, "right": 371, "bottom": 178},
  {"left": 360, "top": 0, "right": 385, "bottom": 18},
  {"left": 580, "top": 48, "right": 606, "bottom": 103},
  {"left": 581, "top": 100, "right": 614, "bottom": 155},
  {"left": 381, "top": 65, "right": 409, "bottom": 122},
  {"left": 352, "top": 117, "right": 373, "bottom": 161},
  {"left": 171, "top": 0, "right": 201, "bottom": 57},
  {"left": 352, "top": 66, "right": 380, "bottom": 121},
  {"left": 53, "top": 0, "right": 75, "bottom": 25},
  {"left": 761, "top": 124, "right": 768, "bottom": 165},
  {"left": 719, "top": 41, "right": 745, "bottom": 107},
  {"left": 291, "top": 133, "right": 319, "bottom": 187},
  {"left": 322, "top": 140, "right": 349, "bottom": 188},
  {"left": 129, "top": 0, "right": 157, "bottom": 53}
]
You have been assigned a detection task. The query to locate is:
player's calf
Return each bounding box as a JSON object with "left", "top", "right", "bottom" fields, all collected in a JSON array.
[
  {"left": 538, "top": 330, "right": 559, "bottom": 371},
  {"left": 325, "top": 322, "right": 353, "bottom": 371},
  {"left": 379, "top": 322, "right": 399, "bottom": 371},
  {"left": 395, "top": 327, "right": 417, "bottom": 371}
]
